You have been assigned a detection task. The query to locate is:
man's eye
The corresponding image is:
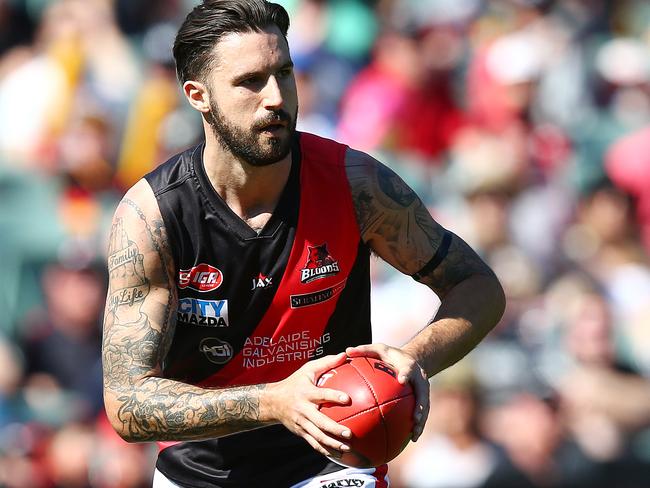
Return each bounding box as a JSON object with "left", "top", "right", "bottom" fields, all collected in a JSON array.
[
  {"left": 278, "top": 68, "right": 292, "bottom": 78},
  {"left": 240, "top": 76, "right": 263, "bottom": 86}
]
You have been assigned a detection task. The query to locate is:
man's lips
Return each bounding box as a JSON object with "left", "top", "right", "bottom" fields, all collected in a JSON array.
[
  {"left": 256, "top": 112, "right": 290, "bottom": 131},
  {"left": 259, "top": 120, "right": 287, "bottom": 129},
  {"left": 258, "top": 121, "right": 288, "bottom": 132}
]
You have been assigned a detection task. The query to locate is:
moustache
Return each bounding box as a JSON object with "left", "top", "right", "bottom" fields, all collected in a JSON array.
[{"left": 253, "top": 110, "right": 292, "bottom": 130}]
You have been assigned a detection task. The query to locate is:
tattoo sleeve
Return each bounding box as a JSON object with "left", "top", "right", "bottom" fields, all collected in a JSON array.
[
  {"left": 102, "top": 182, "right": 269, "bottom": 442},
  {"left": 345, "top": 149, "right": 494, "bottom": 298},
  {"left": 346, "top": 150, "right": 505, "bottom": 376}
]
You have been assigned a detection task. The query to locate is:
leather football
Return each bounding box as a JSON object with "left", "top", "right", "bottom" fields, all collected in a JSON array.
[{"left": 318, "top": 356, "right": 415, "bottom": 468}]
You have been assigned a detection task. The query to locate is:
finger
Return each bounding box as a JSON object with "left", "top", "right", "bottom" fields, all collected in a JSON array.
[
  {"left": 411, "top": 370, "right": 430, "bottom": 442},
  {"left": 345, "top": 344, "right": 386, "bottom": 359},
  {"left": 347, "top": 345, "right": 408, "bottom": 385},
  {"left": 301, "top": 431, "right": 344, "bottom": 459},
  {"left": 306, "top": 352, "right": 348, "bottom": 380},
  {"left": 418, "top": 398, "right": 431, "bottom": 439},
  {"left": 302, "top": 413, "right": 352, "bottom": 450},
  {"left": 300, "top": 431, "right": 331, "bottom": 457},
  {"left": 310, "top": 386, "right": 350, "bottom": 406},
  {"left": 300, "top": 402, "right": 352, "bottom": 440},
  {"left": 412, "top": 401, "right": 428, "bottom": 441},
  {"left": 397, "top": 359, "right": 421, "bottom": 384}
]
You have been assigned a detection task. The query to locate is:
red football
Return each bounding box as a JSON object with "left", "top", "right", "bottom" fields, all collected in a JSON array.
[{"left": 317, "top": 356, "right": 415, "bottom": 468}]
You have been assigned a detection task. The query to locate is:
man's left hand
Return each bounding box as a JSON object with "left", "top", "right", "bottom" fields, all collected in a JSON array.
[{"left": 346, "top": 343, "right": 429, "bottom": 441}]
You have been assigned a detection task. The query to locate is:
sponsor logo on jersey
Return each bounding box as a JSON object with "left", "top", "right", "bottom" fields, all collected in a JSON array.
[
  {"left": 251, "top": 273, "right": 273, "bottom": 290},
  {"left": 290, "top": 279, "right": 346, "bottom": 309},
  {"left": 320, "top": 479, "right": 366, "bottom": 488},
  {"left": 242, "top": 332, "right": 330, "bottom": 369},
  {"left": 300, "top": 243, "right": 340, "bottom": 283},
  {"left": 177, "top": 298, "right": 229, "bottom": 327},
  {"left": 178, "top": 263, "right": 223, "bottom": 292},
  {"left": 199, "top": 337, "right": 233, "bottom": 364}
]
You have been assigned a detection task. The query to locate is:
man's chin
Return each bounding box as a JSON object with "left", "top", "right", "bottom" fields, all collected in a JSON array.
[
  {"left": 252, "top": 132, "right": 292, "bottom": 161},
  {"left": 257, "top": 128, "right": 294, "bottom": 149},
  {"left": 244, "top": 142, "right": 292, "bottom": 167}
]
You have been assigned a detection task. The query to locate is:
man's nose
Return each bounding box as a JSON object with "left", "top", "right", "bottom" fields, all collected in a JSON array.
[{"left": 261, "top": 75, "right": 284, "bottom": 110}]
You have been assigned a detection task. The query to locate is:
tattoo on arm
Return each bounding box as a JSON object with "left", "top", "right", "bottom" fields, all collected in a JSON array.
[
  {"left": 106, "top": 215, "right": 151, "bottom": 324},
  {"left": 112, "top": 359, "right": 266, "bottom": 441},
  {"left": 376, "top": 164, "right": 417, "bottom": 207},
  {"left": 103, "top": 195, "right": 266, "bottom": 441},
  {"left": 346, "top": 149, "right": 493, "bottom": 297}
]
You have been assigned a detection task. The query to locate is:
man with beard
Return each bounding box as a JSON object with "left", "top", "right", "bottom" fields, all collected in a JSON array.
[{"left": 101, "top": 1, "right": 505, "bottom": 487}]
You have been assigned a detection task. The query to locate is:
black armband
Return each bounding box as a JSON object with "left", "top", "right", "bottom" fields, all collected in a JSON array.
[{"left": 411, "top": 230, "right": 452, "bottom": 281}]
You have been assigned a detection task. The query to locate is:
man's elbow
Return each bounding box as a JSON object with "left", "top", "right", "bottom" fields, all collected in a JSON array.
[
  {"left": 492, "top": 273, "right": 506, "bottom": 324},
  {"left": 460, "top": 271, "right": 506, "bottom": 333},
  {"left": 103, "top": 390, "right": 150, "bottom": 443},
  {"left": 480, "top": 271, "right": 506, "bottom": 331}
]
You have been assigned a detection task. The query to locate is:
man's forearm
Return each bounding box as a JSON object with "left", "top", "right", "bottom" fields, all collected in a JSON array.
[
  {"left": 402, "top": 273, "right": 505, "bottom": 377},
  {"left": 105, "top": 378, "right": 276, "bottom": 442}
]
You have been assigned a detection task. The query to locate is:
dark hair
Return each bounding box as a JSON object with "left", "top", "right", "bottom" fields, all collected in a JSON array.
[{"left": 173, "top": 0, "right": 290, "bottom": 84}]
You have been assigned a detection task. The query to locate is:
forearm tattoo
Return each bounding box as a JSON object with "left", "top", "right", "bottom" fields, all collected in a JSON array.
[
  {"left": 102, "top": 196, "right": 265, "bottom": 441},
  {"left": 345, "top": 149, "right": 492, "bottom": 297}
]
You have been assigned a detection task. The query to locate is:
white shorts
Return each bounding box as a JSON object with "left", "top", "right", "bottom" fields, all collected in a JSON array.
[{"left": 152, "top": 465, "right": 390, "bottom": 487}]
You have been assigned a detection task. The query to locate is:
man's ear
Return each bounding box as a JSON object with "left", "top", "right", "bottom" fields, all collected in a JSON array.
[{"left": 183, "top": 80, "right": 211, "bottom": 113}]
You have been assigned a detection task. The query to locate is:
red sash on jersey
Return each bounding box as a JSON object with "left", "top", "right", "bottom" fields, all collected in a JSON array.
[{"left": 198, "top": 133, "right": 360, "bottom": 387}]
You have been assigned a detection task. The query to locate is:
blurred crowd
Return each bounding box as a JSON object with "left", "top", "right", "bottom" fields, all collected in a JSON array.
[{"left": 1, "top": 0, "right": 649, "bottom": 486}]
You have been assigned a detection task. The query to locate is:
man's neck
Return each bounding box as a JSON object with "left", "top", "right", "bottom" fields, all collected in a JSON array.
[{"left": 201, "top": 136, "right": 292, "bottom": 226}]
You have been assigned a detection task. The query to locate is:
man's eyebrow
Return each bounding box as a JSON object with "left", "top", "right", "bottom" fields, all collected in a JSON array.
[{"left": 232, "top": 60, "right": 294, "bottom": 84}]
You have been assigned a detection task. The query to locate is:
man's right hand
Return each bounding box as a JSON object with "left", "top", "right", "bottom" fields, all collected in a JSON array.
[{"left": 262, "top": 352, "right": 353, "bottom": 458}]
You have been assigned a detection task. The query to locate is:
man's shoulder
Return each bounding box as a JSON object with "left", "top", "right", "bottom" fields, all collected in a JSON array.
[
  {"left": 298, "top": 130, "right": 346, "bottom": 148},
  {"left": 144, "top": 143, "right": 203, "bottom": 195},
  {"left": 298, "top": 131, "right": 350, "bottom": 168},
  {"left": 298, "top": 132, "right": 375, "bottom": 167}
]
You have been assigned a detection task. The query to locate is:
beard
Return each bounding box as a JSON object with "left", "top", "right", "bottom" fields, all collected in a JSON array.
[{"left": 205, "top": 99, "right": 297, "bottom": 167}]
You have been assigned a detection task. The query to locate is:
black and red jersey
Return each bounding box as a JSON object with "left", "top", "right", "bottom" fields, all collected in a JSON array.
[{"left": 144, "top": 132, "right": 372, "bottom": 487}]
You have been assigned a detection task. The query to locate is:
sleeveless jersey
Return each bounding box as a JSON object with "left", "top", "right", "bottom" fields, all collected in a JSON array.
[{"left": 144, "top": 132, "right": 372, "bottom": 487}]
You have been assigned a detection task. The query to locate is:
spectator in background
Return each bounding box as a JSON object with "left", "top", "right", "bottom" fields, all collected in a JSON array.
[
  {"left": 58, "top": 114, "right": 116, "bottom": 193},
  {"left": 0, "top": 337, "right": 24, "bottom": 427},
  {"left": 564, "top": 179, "right": 650, "bottom": 375},
  {"left": 556, "top": 290, "right": 650, "bottom": 484},
  {"left": 92, "top": 414, "right": 156, "bottom": 488},
  {"left": 19, "top": 262, "right": 105, "bottom": 420},
  {"left": 481, "top": 391, "right": 604, "bottom": 488},
  {"left": 0, "top": 0, "right": 139, "bottom": 171},
  {"left": 44, "top": 422, "right": 96, "bottom": 488},
  {"left": 337, "top": 26, "right": 463, "bottom": 161},
  {"left": 606, "top": 124, "right": 650, "bottom": 253},
  {"left": 392, "top": 367, "right": 497, "bottom": 488}
]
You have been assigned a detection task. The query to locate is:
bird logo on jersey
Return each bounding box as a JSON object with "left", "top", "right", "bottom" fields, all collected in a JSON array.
[{"left": 300, "top": 243, "right": 340, "bottom": 283}]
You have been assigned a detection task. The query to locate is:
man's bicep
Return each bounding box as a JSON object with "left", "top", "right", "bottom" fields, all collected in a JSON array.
[
  {"left": 345, "top": 149, "right": 492, "bottom": 298},
  {"left": 102, "top": 181, "right": 177, "bottom": 390}
]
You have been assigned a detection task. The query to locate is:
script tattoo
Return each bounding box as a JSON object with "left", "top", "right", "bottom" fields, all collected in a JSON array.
[
  {"left": 121, "top": 198, "right": 176, "bottom": 359},
  {"left": 345, "top": 149, "right": 492, "bottom": 297},
  {"left": 103, "top": 201, "right": 165, "bottom": 396},
  {"left": 103, "top": 193, "right": 265, "bottom": 442},
  {"left": 107, "top": 218, "right": 150, "bottom": 320}
]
